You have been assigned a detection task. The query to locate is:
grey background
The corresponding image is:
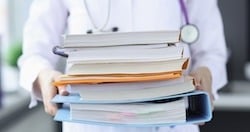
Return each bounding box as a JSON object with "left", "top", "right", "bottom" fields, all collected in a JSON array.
[{"left": 218, "top": 0, "right": 249, "bottom": 81}]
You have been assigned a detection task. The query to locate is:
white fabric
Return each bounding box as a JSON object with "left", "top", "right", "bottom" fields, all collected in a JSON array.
[
  {"left": 18, "top": 0, "right": 228, "bottom": 131},
  {"left": 63, "top": 122, "right": 199, "bottom": 132}
]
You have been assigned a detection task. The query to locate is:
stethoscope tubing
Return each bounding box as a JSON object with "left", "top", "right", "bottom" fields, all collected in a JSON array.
[{"left": 179, "top": 0, "right": 190, "bottom": 25}]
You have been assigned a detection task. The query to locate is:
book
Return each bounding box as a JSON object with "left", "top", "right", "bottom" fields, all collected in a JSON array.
[
  {"left": 53, "top": 91, "right": 212, "bottom": 126},
  {"left": 67, "top": 76, "right": 195, "bottom": 101},
  {"left": 63, "top": 43, "right": 172, "bottom": 53},
  {"left": 61, "top": 31, "right": 180, "bottom": 48},
  {"left": 67, "top": 58, "right": 189, "bottom": 76},
  {"left": 52, "top": 30, "right": 213, "bottom": 127},
  {"left": 66, "top": 46, "right": 184, "bottom": 64},
  {"left": 70, "top": 98, "right": 186, "bottom": 125},
  {"left": 53, "top": 71, "right": 182, "bottom": 86}
]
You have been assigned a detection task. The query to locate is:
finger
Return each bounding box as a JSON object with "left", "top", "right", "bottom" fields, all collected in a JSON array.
[
  {"left": 42, "top": 84, "right": 58, "bottom": 116},
  {"left": 200, "top": 79, "right": 213, "bottom": 99},
  {"left": 193, "top": 77, "right": 201, "bottom": 88},
  {"left": 211, "top": 94, "right": 215, "bottom": 101},
  {"left": 189, "top": 73, "right": 201, "bottom": 87},
  {"left": 198, "top": 122, "right": 205, "bottom": 126},
  {"left": 196, "top": 86, "right": 203, "bottom": 91},
  {"left": 194, "top": 122, "right": 205, "bottom": 126},
  {"left": 44, "top": 100, "right": 58, "bottom": 116},
  {"left": 199, "top": 79, "right": 214, "bottom": 111},
  {"left": 53, "top": 74, "right": 69, "bottom": 96},
  {"left": 58, "top": 85, "right": 69, "bottom": 96}
]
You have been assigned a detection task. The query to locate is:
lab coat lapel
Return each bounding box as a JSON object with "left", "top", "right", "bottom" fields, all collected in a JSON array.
[{"left": 66, "top": 0, "right": 182, "bottom": 33}]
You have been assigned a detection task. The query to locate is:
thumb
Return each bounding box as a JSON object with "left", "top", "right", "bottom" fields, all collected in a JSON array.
[
  {"left": 54, "top": 74, "right": 69, "bottom": 96},
  {"left": 57, "top": 85, "right": 69, "bottom": 96}
]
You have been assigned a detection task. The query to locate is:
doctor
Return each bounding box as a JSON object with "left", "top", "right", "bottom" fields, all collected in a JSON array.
[{"left": 18, "top": 0, "right": 227, "bottom": 132}]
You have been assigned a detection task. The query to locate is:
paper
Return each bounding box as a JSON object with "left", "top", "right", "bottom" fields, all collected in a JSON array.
[{"left": 53, "top": 71, "right": 182, "bottom": 86}]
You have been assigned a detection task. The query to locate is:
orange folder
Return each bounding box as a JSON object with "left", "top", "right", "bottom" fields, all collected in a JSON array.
[{"left": 53, "top": 71, "right": 182, "bottom": 86}]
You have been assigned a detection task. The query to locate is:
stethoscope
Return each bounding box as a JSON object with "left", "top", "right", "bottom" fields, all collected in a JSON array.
[
  {"left": 53, "top": 0, "right": 199, "bottom": 57},
  {"left": 84, "top": 0, "right": 199, "bottom": 44}
]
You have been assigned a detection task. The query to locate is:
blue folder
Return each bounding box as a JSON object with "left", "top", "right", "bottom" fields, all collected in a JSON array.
[{"left": 53, "top": 91, "right": 212, "bottom": 127}]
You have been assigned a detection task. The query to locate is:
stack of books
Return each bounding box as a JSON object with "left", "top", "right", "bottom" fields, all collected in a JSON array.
[{"left": 52, "top": 31, "right": 212, "bottom": 126}]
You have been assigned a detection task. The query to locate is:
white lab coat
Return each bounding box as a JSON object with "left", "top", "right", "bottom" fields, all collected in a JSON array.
[{"left": 18, "top": 0, "right": 228, "bottom": 132}]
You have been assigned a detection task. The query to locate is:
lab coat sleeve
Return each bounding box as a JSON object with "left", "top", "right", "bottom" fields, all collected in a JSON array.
[
  {"left": 17, "top": 0, "right": 68, "bottom": 107},
  {"left": 188, "top": 0, "right": 228, "bottom": 99}
]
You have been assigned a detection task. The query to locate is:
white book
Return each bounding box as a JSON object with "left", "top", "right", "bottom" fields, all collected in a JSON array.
[
  {"left": 63, "top": 43, "right": 171, "bottom": 53},
  {"left": 69, "top": 77, "right": 195, "bottom": 101},
  {"left": 67, "top": 46, "right": 184, "bottom": 64},
  {"left": 70, "top": 98, "right": 186, "bottom": 125},
  {"left": 62, "top": 31, "right": 180, "bottom": 48},
  {"left": 66, "top": 58, "right": 188, "bottom": 76}
]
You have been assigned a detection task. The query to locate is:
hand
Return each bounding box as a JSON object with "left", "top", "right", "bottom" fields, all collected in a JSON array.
[
  {"left": 190, "top": 67, "right": 214, "bottom": 105},
  {"left": 189, "top": 67, "right": 214, "bottom": 126},
  {"left": 37, "top": 68, "right": 69, "bottom": 116},
  {"left": 189, "top": 66, "right": 214, "bottom": 100}
]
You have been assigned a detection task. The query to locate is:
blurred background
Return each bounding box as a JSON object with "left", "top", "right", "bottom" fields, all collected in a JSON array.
[{"left": 0, "top": 0, "right": 249, "bottom": 132}]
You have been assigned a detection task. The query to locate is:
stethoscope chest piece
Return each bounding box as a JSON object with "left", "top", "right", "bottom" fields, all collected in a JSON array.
[{"left": 180, "top": 24, "right": 199, "bottom": 44}]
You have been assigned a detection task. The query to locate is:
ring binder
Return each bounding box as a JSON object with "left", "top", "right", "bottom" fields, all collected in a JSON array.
[
  {"left": 52, "top": 46, "right": 68, "bottom": 58},
  {"left": 53, "top": 91, "right": 212, "bottom": 126}
]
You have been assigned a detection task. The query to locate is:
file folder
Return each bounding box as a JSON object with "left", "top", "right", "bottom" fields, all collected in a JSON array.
[
  {"left": 53, "top": 71, "right": 182, "bottom": 86},
  {"left": 53, "top": 91, "right": 212, "bottom": 127}
]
